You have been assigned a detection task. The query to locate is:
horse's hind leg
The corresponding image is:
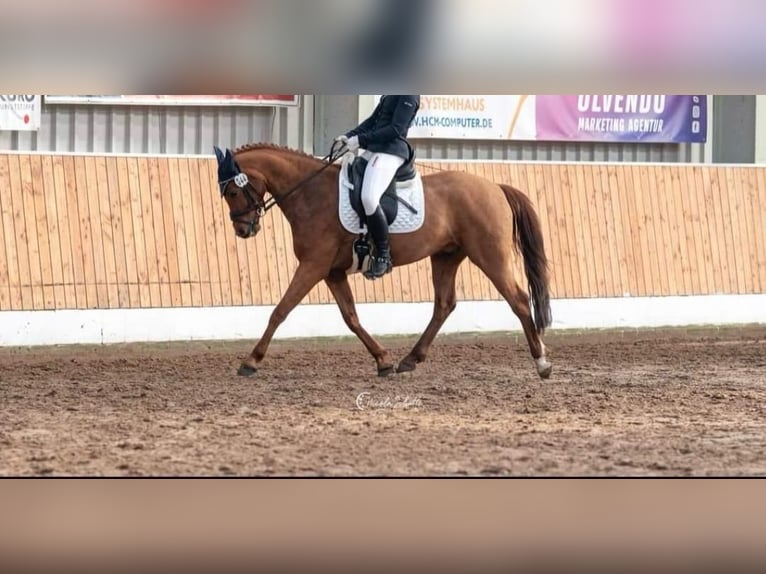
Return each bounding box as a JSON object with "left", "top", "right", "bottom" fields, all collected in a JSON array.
[
  {"left": 325, "top": 271, "right": 395, "bottom": 377},
  {"left": 398, "top": 252, "right": 466, "bottom": 374},
  {"left": 470, "top": 254, "right": 552, "bottom": 380}
]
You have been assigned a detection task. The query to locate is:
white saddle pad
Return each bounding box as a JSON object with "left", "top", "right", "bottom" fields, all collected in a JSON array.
[{"left": 338, "top": 152, "right": 426, "bottom": 235}]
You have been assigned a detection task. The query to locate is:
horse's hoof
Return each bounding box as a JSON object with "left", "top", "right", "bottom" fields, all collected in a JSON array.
[
  {"left": 238, "top": 363, "right": 258, "bottom": 378},
  {"left": 397, "top": 360, "right": 417, "bottom": 374},
  {"left": 378, "top": 365, "right": 396, "bottom": 378},
  {"left": 536, "top": 359, "right": 553, "bottom": 380}
]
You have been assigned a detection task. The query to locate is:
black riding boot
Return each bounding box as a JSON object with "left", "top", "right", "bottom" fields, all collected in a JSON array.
[{"left": 364, "top": 206, "right": 393, "bottom": 280}]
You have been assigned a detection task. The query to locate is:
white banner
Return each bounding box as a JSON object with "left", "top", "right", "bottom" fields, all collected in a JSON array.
[
  {"left": 409, "top": 95, "right": 536, "bottom": 140},
  {"left": 374, "top": 95, "right": 536, "bottom": 141},
  {"left": 0, "top": 95, "right": 41, "bottom": 131}
]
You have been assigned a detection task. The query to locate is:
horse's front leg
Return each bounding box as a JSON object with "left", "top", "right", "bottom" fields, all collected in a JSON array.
[
  {"left": 238, "top": 262, "right": 327, "bottom": 377},
  {"left": 325, "top": 271, "right": 394, "bottom": 377}
]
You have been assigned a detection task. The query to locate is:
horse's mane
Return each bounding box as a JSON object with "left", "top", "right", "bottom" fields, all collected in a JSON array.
[{"left": 232, "top": 142, "right": 323, "bottom": 164}]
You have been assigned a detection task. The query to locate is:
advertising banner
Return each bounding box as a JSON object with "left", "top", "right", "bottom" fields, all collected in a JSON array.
[
  {"left": 395, "top": 95, "right": 707, "bottom": 143},
  {"left": 0, "top": 95, "right": 42, "bottom": 131},
  {"left": 535, "top": 95, "right": 707, "bottom": 143}
]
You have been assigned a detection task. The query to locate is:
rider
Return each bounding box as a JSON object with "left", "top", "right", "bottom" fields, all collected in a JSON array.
[{"left": 336, "top": 95, "right": 421, "bottom": 280}]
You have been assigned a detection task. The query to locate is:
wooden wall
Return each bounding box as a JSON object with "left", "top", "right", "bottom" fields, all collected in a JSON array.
[{"left": 0, "top": 153, "right": 764, "bottom": 312}]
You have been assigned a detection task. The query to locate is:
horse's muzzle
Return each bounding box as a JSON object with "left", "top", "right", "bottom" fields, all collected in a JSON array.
[{"left": 234, "top": 221, "right": 260, "bottom": 239}]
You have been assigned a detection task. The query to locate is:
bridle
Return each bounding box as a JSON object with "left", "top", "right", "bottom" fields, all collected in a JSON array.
[
  {"left": 218, "top": 140, "right": 347, "bottom": 235},
  {"left": 218, "top": 172, "right": 267, "bottom": 237}
]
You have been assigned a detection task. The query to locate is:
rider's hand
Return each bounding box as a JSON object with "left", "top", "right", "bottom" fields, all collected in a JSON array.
[
  {"left": 345, "top": 136, "right": 360, "bottom": 152},
  {"left": 334, "top": 135, "right": 349, "bottom": 145}
]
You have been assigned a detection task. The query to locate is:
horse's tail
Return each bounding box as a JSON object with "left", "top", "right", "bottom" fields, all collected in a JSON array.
[{"left": 499, "top": 184, "right": 553, "bottom": 334}]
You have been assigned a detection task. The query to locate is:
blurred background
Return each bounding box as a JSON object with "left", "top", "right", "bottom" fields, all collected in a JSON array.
[{"left": 2, "top": 0, "right": 766, "bottom": 92}]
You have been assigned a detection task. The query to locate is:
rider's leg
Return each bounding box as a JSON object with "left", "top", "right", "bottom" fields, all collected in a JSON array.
[
  {"left": 360, "top": 153, "right": 405, "bottom": 216},
  {"left": 360, "top": 153, "right": 405, "bottom": 279}
]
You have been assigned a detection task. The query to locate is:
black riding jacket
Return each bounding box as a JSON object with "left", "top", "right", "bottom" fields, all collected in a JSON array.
[{"left": 346, "top": 95, "right": 421, "bottom": 161}]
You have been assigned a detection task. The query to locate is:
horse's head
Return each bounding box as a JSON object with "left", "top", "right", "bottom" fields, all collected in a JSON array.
[{"left": 214, "top": 146, "right": 267, "bottom": 239}]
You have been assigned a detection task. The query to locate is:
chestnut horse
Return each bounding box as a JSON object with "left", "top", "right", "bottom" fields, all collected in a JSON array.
[{"left": 214, "top": 142, "right": 553, "bottom": 380}]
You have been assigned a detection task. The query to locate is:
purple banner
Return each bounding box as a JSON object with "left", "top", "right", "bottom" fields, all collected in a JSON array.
[{"left": 536, "top": 95, "right": 707, "bottom": 143}]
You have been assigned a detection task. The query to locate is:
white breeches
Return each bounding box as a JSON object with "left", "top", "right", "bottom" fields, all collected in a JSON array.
[{"left": 361, "top": 151, "right": 405, "bottom": 216}]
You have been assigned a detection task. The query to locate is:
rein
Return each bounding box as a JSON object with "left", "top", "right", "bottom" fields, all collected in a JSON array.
[{"left": 263, "top": 140, "right": 347, "bottom": 213}]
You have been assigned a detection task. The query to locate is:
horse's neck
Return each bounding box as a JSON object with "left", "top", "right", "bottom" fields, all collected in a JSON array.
[{"left": 249, "top": 151, "right": 327, "bottom": 220}]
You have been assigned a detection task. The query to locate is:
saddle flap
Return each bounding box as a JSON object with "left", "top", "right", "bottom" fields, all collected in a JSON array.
[
  {"left": 348, "top": 156, "right": 368, "bottom": 195},
  {"left": 347, "top": 156, "right": 399, "bottom": 227},
  {"left": 395, "top": 153, "right": 417, "bottom": 183}
]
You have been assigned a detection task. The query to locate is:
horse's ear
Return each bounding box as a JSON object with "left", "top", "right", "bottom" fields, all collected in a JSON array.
[{"left": 214, "top": 146, "right": 225, "bottom": 164}]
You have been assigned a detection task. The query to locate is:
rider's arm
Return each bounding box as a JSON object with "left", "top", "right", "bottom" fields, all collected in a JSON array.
[
  {"left": 356, "top": 96, "right": 418, "bottom": 148},
  {"left": 346, "top": 100, "right": 383, "bottom": 139}
]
